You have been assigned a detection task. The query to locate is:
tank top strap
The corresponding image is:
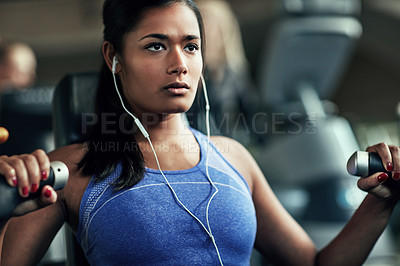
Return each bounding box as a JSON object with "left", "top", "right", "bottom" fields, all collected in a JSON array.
[{"left": 188, "top": 127, "right": 208, "bottom": 163}]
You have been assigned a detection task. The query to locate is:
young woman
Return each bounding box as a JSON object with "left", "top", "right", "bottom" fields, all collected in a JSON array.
[{"left": 1, "top": 0, "right": 399, "bottom": 265}]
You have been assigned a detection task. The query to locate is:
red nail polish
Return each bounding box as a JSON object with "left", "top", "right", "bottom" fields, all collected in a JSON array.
[
  {"left": 44, "top": 188, "right": 52, "bottom": 198},
  {"left": 31, "top": 184, "right": 38, "bottom": 193},
  {"left": 378, "top": 173, "right": 388, "bottom": 183},
  {"left": 12, "top": 176, "right": 18, "bottom": 186},
  {"left": 394, "top": 172, "right": 400, "bottom": 181},
  {"left": 41, "top": 171, "right": 47, "bottom": 180},
  {"left": 387, "top": 162, "right": 393, "bottom": 172},
  {"left": 22, "top": 186, "right": 29, "bottom": 196}
]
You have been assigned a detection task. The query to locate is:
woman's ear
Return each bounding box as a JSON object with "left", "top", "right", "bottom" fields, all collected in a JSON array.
[{"left": 102, "top": 41, "right": 119, "bottom": 73}]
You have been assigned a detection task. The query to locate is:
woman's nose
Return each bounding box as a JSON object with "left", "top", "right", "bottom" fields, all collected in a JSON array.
[{"left": 167, "top": 48, "right": 188, "bottom": 75}]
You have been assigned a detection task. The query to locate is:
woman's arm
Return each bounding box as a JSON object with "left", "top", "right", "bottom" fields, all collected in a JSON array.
[
  {"left": 316, "top": 193, "right": 396, "bottom": 266},
  {"left": 0, "top": 144, "right": 86, "bottom": 265},
  {"left": 0, "top": 149, "right": 63, "bottom": 265},
  {"left": 1, "top": 197, "right": 66, "bottom": 265},
  {"left": 0, "top": 220, "right": 8, "bottom": 258},
  {"left": 252, "top": 159, "right": 397, "bottom": 266},
  {"left": 316, "top": 143, "right": 400, "bottom": 266}
]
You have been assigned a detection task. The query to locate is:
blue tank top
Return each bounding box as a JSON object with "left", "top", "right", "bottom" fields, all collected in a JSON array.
[{"left": 76, "top": 128, "right": 257, "bottom": 265}]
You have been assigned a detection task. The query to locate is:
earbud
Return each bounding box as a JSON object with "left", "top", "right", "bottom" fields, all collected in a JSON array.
[{"left": 112, "top": 56, "right": 118, "bottom": 74}]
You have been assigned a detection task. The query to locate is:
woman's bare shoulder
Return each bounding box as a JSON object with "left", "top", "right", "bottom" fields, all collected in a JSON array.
[{"left": 48, "top": 143, "right": 86, "bottom": 164}]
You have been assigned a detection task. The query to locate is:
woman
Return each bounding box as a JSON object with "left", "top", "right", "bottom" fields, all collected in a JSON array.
[{"left": 1, "top": 0, "right": 399, "bottom": 265}]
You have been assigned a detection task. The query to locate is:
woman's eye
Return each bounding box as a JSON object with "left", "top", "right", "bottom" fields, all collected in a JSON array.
[
  {"left": 185, "top": 44, "right": 199, "bottom": 53},
  {"left": 146, "top": 43, "right": 165, "bottom": 52}
]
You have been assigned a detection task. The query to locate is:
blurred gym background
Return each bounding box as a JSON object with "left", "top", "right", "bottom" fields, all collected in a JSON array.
[{"left": 0, "top": 0, "right": 400, "bottom": 265}]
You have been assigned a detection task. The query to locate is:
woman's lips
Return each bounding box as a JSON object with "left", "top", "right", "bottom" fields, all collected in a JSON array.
[{"left": 163, "top": 82, "right": 190, "bottom": 95}]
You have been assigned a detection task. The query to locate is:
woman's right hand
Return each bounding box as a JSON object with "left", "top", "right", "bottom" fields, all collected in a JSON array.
[{"left": 0, "top": 149, "right": 57, "bottom": 218}]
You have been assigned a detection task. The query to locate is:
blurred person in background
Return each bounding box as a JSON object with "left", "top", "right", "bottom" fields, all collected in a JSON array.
[
  {"left": 0, "top": 38, "right": 53, "bottom": 155},
  {"left": 0, "top": 38, "right": 37, "bottom": 93},
  {"left": 188, "top": 0, "right": 260, "bottom": 144}
]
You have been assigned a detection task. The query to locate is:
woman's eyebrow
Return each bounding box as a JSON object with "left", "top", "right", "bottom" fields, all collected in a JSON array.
[
  {"left": 139, "top": 33, "right": 200, "bottom": 41},
  {"left": 185, "top": 35, "right": 200, "bottom": 42},
  {"left": 139, "top": 33, "right": 168, "bottom": 41}
]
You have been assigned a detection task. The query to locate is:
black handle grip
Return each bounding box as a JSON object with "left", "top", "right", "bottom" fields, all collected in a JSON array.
[
  {"left": 368, "top": 152, "right": 387, "bottom": 175},
  {"left": 347, "top": 151, "right": 389, "bottom": 177},
  {"left": 0, "top": 161, "right": 68, "bottom": 221}
]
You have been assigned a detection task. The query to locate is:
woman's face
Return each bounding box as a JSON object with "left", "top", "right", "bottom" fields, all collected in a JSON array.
[{"left": 118, "top": 3, "right": 203, "bottom": 117}]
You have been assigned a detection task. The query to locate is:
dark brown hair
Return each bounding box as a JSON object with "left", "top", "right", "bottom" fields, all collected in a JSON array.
[{"left": 78, "top": 0, "right": 205, "bottom": 190}]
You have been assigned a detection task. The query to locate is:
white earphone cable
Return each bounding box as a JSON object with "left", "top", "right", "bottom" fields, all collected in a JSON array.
[
  {"left": 201, "top": 75, "right": 223, "bottom": 265},
  {"left": 112, "top": 59, "right": 222, "bottom": 265}
]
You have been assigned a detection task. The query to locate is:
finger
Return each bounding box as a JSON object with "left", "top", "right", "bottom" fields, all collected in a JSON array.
[
  {"left": 38, "top": 185, "right": 57, "bottom": 207},
  {"left": 0, "top": 157, "right": 18, "bottom": 187},
  {"left": 358, "top": 172, "right": 391, "bottom": 199},
  {"left": 367, "top": 143, "right": 393, "bottom": 172},
  {"left": 32, "top": 149, "right": 50, "bottom": 181},
  {"left": 358, "top": 172, "right": 389, "bottom": 190},
  {"left": 8, "top": 156, "right": 30, "bottom": 197},
  {"left": 21, "top": 154, "right": 41, "bottom": 194},
  {"left": 10, "top": 186, "right": 57, "bottom": 217},
  {"left": 389, "top": 145, "right": 400, "bottom": 181}
]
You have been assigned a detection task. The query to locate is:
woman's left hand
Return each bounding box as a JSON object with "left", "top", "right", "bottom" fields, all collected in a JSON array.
[{"left": 357, "top": 143, "right": 400, "bottom": 201}]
